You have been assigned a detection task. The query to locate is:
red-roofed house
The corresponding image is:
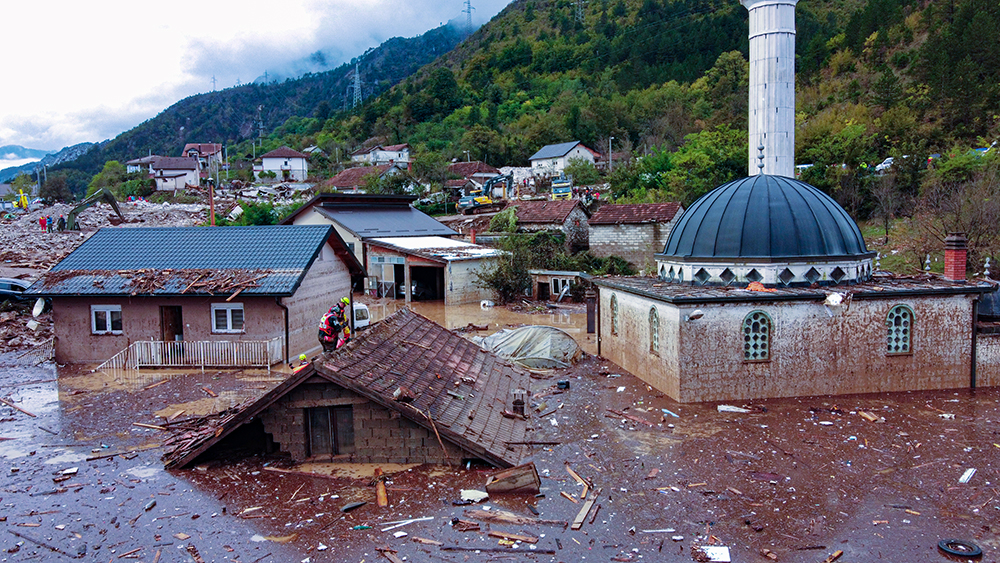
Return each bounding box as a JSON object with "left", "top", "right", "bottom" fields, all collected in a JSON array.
[
  {"left": 183, "top": 143, "right": 224, "bottom": 171},
  {"left": 321, "top": 164, "right": 406, "bottom": 192},
  {"left": 448, "top": 161, "right": 499, "bottom": 184},
  {"left": 350, "top": 143, "right": 411, "bottom": 166},
  {"left": 255, "top": 146, "right": 309, "bottom": 182},
  {"left": 588, "top": 203, "right": 684, "bottom": 268},
  {"left": 513, "top": 199, "right": 590, "bottom": 252},
  {"left": 151, "top": 157, "right": 199, "bottom": 191}
]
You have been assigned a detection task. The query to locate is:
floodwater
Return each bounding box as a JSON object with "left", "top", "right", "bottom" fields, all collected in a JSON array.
[{"left": 2, "top": 345, "right": 999, "bottom": 561}]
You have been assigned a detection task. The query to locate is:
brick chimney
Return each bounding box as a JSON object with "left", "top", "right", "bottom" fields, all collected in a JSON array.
[{"left": 944, "top": 232, "right": 968, "bottom": 282}]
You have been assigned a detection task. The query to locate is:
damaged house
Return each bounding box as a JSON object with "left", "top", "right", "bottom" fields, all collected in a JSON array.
[
  {"left": 25, "top": 225, "right": 364, "bottom": 365},
  {"left": 163, "top": 308, "right": 530, "bottom": 468}
]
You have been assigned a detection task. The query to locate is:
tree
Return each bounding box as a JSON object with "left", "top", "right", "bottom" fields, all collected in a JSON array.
[
  {"left": 11, "top": 173, "right": 33, "bottom": 196},
  {"left": 870, "top": 174, "right": 905, "bottom": 243},
  {"left": 40, "top": 176, "right": 73, "bottom": 202},
  {"left": 364, "top": 171, "right": 414, "bottom": 195},
  {"left": 87, "top": 161, "right": 126, "bottom": 196},
  {"left": 460, "top": 125, "right": 503, "bottom": 163},
  {"left": 564, "top": 157, "right": 600, "bottom": 186},
  {"left": 411, "top": 151, "right": 449, "bottom": 185}
]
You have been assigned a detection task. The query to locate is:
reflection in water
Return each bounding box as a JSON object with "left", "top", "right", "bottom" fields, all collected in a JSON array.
[{"left": 364, "top": 300, "right": 598, "bottom": 355}]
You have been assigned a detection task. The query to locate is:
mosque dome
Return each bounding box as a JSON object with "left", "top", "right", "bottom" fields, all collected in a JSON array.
[{"left": 656, "top": 175, "right": 875, "bottom": 286}]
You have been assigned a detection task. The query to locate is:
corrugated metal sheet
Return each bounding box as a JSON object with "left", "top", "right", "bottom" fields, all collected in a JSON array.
[{"left": 315, "top": 206, "right": 456, "bottom": 238}]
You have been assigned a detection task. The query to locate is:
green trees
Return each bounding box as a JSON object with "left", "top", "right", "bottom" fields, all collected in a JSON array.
[
  {"left": 87, "top": 161, "right": 126, "bottom": 197},
  {"left": 564, "top": 157, "right": 600, "bottom": 186}
]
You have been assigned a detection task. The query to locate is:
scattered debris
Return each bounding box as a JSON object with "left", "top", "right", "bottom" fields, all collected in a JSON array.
[
  {"left": 485, "top": 462, "right": 541, "bottom": 494},
  {"left": 958, "top": 468, "right": 977, "bottom": 484}
]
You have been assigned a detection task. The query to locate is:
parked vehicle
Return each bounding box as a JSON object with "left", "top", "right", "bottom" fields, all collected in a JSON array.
[
  {"left": 0, "top": 278, "right": 30, "bottom": 302},
  {"left": 457, "top": 192, "right": 505, "bottom": 215},
  {"left": 353, "top": 302, "right": 371, "bottom": 331},
  {"left": 551, "top": 175, "right": 573, "bottom": 200}
]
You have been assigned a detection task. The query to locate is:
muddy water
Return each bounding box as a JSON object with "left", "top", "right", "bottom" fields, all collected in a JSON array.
[
  {"left": 3, "top": 350, "right": 999, "bottom": 562},
  {"left": 366, "top": 298, "right": 599, "bottom": 355}
]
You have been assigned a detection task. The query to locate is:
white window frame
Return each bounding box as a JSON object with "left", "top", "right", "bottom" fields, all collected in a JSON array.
[
  {"left": 91, "top": 305, "right": 123, "bottom": 335},
  {"left": 211, "top": 303, "right": 245, "bottom": 333}
]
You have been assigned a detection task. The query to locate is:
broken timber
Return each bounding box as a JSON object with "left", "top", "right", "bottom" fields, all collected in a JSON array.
[
  {"left": 465, "top": 508, "right": 567, "bottom": 527},
  {"left": 572, "top": 487, "right": 602, "bottom": 530}
]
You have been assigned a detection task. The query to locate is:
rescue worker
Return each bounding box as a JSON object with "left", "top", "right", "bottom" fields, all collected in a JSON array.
[
  {"left": 57, "top": 215, "right": 66, "bottom": 232},
  {"left": 333, "top": 297, "right": 351, "bottom": 347},
  {"left": 39, "top": 216, "right": 46, "bottom": 233},
  {"left": 317, "top": 306, "right": 342, "bottom": 354}
]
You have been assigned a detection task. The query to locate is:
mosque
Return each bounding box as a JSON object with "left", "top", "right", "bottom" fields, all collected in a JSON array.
[{"left": 592, "top": 0, "right": 999, "bottom": 403}]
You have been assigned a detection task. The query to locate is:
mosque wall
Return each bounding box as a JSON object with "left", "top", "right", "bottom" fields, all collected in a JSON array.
[{"left": 600, "top": 288, "right": 978, "bottom": 403}]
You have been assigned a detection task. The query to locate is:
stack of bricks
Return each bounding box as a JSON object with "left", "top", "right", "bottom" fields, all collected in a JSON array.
[{"left": 944, "top": 233, "right": 968, "bottom": 282}]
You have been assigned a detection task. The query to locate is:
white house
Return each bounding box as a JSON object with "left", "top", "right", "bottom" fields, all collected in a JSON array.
[
  {"left": 255, "top": 147, "right": 309, "bottom": 182},
  {"left": 151, "top": 157, "right": 199, "bottom": 191},
  {"left": 183, "top": 143, "right": 224, "bottom": 171},
  {"left": 528, "top": 141, "right": 598, "bottom": 176},
  {"left": 125, "top": 155, "right": 162, "bottom": 175},
  {"left": 350, "top": 144, "right": 411, "bottom": 166}
]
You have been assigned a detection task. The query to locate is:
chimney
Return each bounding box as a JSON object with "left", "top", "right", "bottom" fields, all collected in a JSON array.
[{"left": 944, "top": 233, "right": 968, "bottom": 282}]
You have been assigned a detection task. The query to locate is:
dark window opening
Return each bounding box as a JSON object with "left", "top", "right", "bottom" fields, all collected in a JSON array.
[{"left": 306, "top": 406, "right": 355, "bottom": 457}]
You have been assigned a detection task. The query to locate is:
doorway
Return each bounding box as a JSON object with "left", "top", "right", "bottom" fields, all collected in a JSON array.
[
  {"left": 160, "top": 306, "right": 183, "bottom": 341},
  {"left": 537, "top": 282, "right": 551, "bottom": 301},
  {"left": 306, "top": 405, "right": 355, "bottom": 457}
]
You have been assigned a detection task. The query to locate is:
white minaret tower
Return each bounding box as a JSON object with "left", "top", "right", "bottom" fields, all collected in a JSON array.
[{"left": 742, "top": 0, "right": 797, "bottom": 178}]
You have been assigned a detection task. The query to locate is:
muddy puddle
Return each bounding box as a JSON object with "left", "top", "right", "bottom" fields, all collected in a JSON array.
[{"left": 2, "top": 349, "right": 999, "bottom": 562}]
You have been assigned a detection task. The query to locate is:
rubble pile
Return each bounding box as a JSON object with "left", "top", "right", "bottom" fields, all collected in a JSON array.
[
  {"left": 160, "top": 403, "right": 251, "bottom": 468},
  {"left": 40, "top": 268, "right": 275, "bottom": 296},
  {"left": 0, "top": 308, "right": 52, "bottom": 351}
]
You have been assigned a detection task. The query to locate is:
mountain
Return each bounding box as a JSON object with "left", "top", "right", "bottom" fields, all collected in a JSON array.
[
  {"left": 0, "top": 143, "right": 94, "bottom": 183},
  {"left": 0, "top": 145, "right": 51, "bottom": 161},
  {"left": 48, "top": 23, "right": 471, "bottom": 181}
]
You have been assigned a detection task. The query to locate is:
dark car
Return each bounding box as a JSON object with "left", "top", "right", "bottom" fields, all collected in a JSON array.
[{"left": 0, "top": 278, "right": 30, "bottom": 301}]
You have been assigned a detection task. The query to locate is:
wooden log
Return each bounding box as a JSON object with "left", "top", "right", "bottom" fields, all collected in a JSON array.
[
  {"left": 0, "top": 397, "right": 37, "bottom": 418},
  {"left": 560, "top": 491, "right": 579, "bottom": 503},
  {"left": 821, "top": 550, "right": 844, "bottom": 563},
  {"left": 374, "top": 467, "right": 388, "bottom": 507},
  {"left": 485, "top": 463, "right": 541, "bottom": 495},
  {"left": 441, "top": 546, "right": 557, "bottom": 555},
  {"left": 488, "top": 530, "right": 540, "bottom": 543},
  {"left": 464, "top": 509, "right": 567, "bottom": 527}
]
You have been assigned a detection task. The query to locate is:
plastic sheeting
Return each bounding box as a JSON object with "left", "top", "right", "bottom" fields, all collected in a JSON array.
[{"left": 471, "top": 325, "right": 582, "bottom": 369}]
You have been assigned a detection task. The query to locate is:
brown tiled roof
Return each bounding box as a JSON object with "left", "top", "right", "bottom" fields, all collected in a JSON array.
[
  {"left": 448, "top": 161, "right": 499, "bottom": 178},
  {"left": 182, "top": 143, "right": 223, "bottom": 157},
  {"left": 589, "top": 203, "right": 682, "bottom": 225},
  {"left": 260, "top": 146, "right": 307, "bottom": 159},
  {"left": 163, "top": 309, "right": 529, "bottom": 468},
  {"left": 514, "top": 200, "right": 583, "bottom": 224},
  {"left": 322, "top": 165, "right": 391, "bottom": 189},
  {"left": 152, "top": 157, "right": 198, "bottom": 171},
  {"left": 382, "top": 143, "right": 410, "bottom": 151}
]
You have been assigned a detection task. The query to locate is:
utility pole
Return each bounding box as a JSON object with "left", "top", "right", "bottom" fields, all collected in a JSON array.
[
  {"left": 256, "top": 105, "right": 264, "bottom": 152},
  {"left": 608, "top": 137, "right": 614, "bottom": 173},
  {"left": 353, "top": 62, "right": 362, "bottom": 109},
  {"left": 463, "top": 0, "right": 475, "bottom": 34}
]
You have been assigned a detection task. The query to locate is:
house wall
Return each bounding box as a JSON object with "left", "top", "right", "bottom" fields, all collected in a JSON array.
[
  {"left": 258, "top": 156, "right": 308, "bottom": 181},
  {"left": 154, "top": 170, "right": 197, "bottom": 191},
  {"left": 260, "top": 380, "right": 466, "bottom": 463},
  {"left": 281, "top": 242, "right": 353, "bottom": 360},
  {"left": 976, "top": 332, "right": 1000, "bottom": 387},
  {"left": 600, "top": 288, "right": 977, "bottom": 403},
  {"left": 562, "top": 207, "right": 589, "bottom": 252},
  {"left": 445, "top": 260, "right": 492, "bottom": 305},
  {"left": 52, "top": 295, "right": 284, "bottom": 364},
  {"left": 590, "top": 220, "right": 676, "bottom": 269}
]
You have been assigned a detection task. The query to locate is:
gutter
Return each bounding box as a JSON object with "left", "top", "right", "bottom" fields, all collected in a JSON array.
[
  {"left": 971, "top": 298, "right": 979, "bottom": 389},
  {"left": 276, "top": 297, "right": 289, "bottom": 364}
]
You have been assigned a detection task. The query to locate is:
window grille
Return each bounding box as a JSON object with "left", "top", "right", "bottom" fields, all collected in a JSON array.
[
  {"left": 886, "top": 305, "right": 913, "bottom": 354},
  {"left": 742, "top": 310, "right": 771, "bottom": 361}
]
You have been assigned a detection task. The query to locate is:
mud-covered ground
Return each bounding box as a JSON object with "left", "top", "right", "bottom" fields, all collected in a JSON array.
[{"left": 2, "top": 351, "right": 998, "bottom": 562}]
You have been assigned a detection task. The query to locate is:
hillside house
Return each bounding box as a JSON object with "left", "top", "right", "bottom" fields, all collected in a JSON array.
[
  {"left": 25, "top": 226, "right": 364, "bottom": 365},
  {"left": 126, "top": 155, "right": 163, "bottom": 175},
  {"left": 321, "top": 164, "right": 406, "bottom": 192},
  {"left": 350, "top": 143, "right": 411, "bottom": 166},
  {"left": 588, "top": 203, "right": 684, "bottom": 268},
  {"left": 150, "top": 157, "right": 199, "bottom": 191},
  {"left": 163, "top": 308, "right": 529, "bottom": 468},
  {"left": 529, "top": 141, "right": 598, "bottom": 177},
  {"left": 513, "top": 199, "right": 590, "bottom": 252},
  {"left": 255, "top": 147, "right": 309, "bottom": 182},
  {"left": 183, "top": 143, "right": 224, "bottom": 173},
  {"left": 448, "top": 161, "right": 499, "bottom": 185}
]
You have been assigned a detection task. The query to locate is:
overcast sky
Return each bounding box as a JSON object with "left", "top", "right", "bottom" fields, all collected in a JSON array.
[{"left": 1, "top": 0, "right": 510, "bottom": 155}]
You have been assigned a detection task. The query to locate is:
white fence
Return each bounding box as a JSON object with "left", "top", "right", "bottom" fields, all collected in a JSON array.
[{"left": 98, "top": 338, "right": 283, "bottom": 373}]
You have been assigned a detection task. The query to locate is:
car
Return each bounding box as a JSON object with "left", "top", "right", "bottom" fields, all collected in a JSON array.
[{"left": 0, "top": 278, "right": 31, "bottom": 302}]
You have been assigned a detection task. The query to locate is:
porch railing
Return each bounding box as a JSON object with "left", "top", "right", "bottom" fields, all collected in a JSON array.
[{"left": 97, "top": 338, "right": 283, "bottom": 373}]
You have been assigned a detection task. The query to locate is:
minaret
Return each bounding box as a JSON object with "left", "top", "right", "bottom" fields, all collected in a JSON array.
[{"left": 742, "top": 0, "right": 797, "bottom": 178}]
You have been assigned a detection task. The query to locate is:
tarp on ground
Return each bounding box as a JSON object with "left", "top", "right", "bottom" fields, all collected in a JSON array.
[{"left": 471, "top": 325, "right": 582, "bottom": 369}]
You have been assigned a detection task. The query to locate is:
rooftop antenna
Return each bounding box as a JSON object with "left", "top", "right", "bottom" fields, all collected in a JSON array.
[{"left": 463, "top": 0, "right": 475, "bottom": 34}]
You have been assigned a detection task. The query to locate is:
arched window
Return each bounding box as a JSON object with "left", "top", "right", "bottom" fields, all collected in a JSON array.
[
  {"left": 742, "top": 310, "right": 772, "bottom": 361},
  {"left": 649, "top": 307, "right": 659, "bottom": 353},
  {"left": 886, "top": 305, "right": 914, "bottom": 354},
  {"left": 610, "top": 294, "right": 619, "bottom": 335}
]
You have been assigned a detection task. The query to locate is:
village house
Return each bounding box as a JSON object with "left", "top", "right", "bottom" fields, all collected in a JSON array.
[
  {"left": 513, "top": 199, "right": 590, "bottom": 252},
  {"left": 183, "top": 143, "right": 224, "bottom": 172},
  {"left": 528, "top": 141, "right": 598, "bottom": 177},
  {"left": 448, "top": 161, "right": 500, "bottom": 186},
  {"left": 529, "top": 269, "right": 590, "bottom": 301},
  {"left": 594, "top": 175, "right": 998, "bottom": 403},
  {"left": 125, "top": 155, "right": 162, "bottom": 175},
  {"left": 25, "top": 225, "right": 364, "bottom": 366},
  {"left": 163, "top": 308, "right": 529, "bottom": 468},
  {"left": 321, "top": 163, "right": 406, "bottom": 192},
  {"left": 150, "top": 157, "right": 199, "bottom": 191},
  {"left": 588, "top": 202, "right": 684, "bottom": 269},
  {"left": 350, "top": 143, "right": 411, "bottom": 166},
  {"left": 255, "top": 146, "right": 309, "bottom": 182}
]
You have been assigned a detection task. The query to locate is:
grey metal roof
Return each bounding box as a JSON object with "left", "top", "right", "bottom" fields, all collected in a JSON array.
[
  {"left": 26, "top": 225, "right": 335, "bottom": 297},
  {"left": 529, "top": 141, "right": 583, "bottom": 161},
  {"left": 662, "top": 175, "right": 872, "bottom": 260},
  {"left": 314, "top": 205, "right": 456, "bottom": 238}
]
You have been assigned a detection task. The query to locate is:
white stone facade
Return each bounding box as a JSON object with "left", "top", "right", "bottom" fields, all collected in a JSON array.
[{"left": 654, "top": 256, "right": 874, "bottom": 286}]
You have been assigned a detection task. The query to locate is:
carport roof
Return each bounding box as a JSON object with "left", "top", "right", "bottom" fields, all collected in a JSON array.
[{"left": 369, "top": 236, "right": 503, "bottom": 262}]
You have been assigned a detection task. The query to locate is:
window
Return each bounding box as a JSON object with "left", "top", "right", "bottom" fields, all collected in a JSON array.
[
  {"left": 610, "top": 294, "right": 619, "bottom": 335},
  {"left": 551, "top": 278, "right": 571, "bottom": 297},
  {"left": 307, "top": 406, "right": 355, "bottom": 456},
  {"left": 742, "top": 310, "right": 772, "bottom": 361},
  {"left": 91, "top": 305, "right": 122, "bottom": 334},
  {"left": 886, "top": 305, "right": 914, "bottom": 354},
  {"left": 211, "top": 303, "right": 244, "bottom": 333},
  {"left": 649, "top": 307, "right": 659, "bottom": 354}
]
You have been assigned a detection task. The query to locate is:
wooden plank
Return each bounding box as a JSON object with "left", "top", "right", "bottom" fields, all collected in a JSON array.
[
  {"left": 572, "top": 487, "right": 601, "bottom": 530},
  {"left": 488, "top": 530, "right": 539, "bottom": 544},
  {"left": 0, "top": 397, "right": 37, "bottom": 418}
]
